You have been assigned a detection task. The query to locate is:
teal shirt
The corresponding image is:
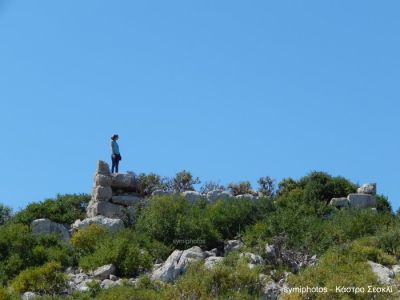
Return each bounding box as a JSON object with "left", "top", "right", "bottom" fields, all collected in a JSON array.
[{"left": 111, "top": 140, "right": 120, "bottom": 155}]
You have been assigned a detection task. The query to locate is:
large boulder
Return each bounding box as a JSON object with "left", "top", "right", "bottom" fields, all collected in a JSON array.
[
  {"left": 204, "top": 256, "right": 224, "bottom": 270},
  {"left": 348, "top": 194, "right": 376, "bottom": 208},
  {"left": 329, "top": 197, "right": 349, "bottom": 208},
  {"left": 110, "top": 173, "right": 136, "bottom": 190},
  {"left": 357, "top": 183, "right": 377, "bottom": 195},
  {"left": 86, "top": 200, "right": 134, "bottom": 219},
  {"left": 181, "top": 191, "right": 203, "bottom": 203},
  {"left": 207, "top": 190, "right": 232, "bottom": 202},
  {"left": 22, "top": 292, "right": 37, "bottom": 300},
  {"left": 94, "top": 174, "right": 112, "bottom": 187},
  {"left": 92, "top": 264, "right": 116, "bottom": 280},
  {"left": 235, "top": 194, "right": 257, "bottom": 201},
  {"left": 31, "top": 219, "right": 70, "bottom": 242},
  {"left": 151, "top": 246, "right": 205, "bottom": 282},
  {"left": 71, "top": 216, "right": 124, "bottom": 233},
  {"left": 111, "top": 195, "right": 143, "bottom": 206},
  {"left": 367, "top": 261, "right": 395, "bottom": 284},
  {"left": 92, "top": 186, "right": 113, "bottom": 201},
  {"left": 224, "top": 240, "right": 243, "bottom": 254},
  {"left": 96, "top": 160, "right": 111, "bottom": 175}
]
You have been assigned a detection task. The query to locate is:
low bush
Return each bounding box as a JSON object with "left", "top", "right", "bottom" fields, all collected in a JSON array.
[
  {"left": 11, "top": 261, "right": 67, "bottom": 295},
  {"left": 228, "top": 181, "right": 253, "bottom": 196}
]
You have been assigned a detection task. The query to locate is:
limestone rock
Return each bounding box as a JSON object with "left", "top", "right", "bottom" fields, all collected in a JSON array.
[
  {"left": 86, "top": 200, "right": 134, "bottom": 219},
  {"left": 240, "top": 252, "right": 264, "bottom": 265},
  {"left": 111, "top": 173, "right": 136, "bottom": 190},
  {"left": 357, "top": 183, "right": 377, "bottom": 195},
  {"left": 94, "top": 174, "right": 112, "bottom": 187},
  {"left": 367, "top": 261, "right": 395, "bottom": 284},
  {"left": 71, "top": 216, "right": 124, "bottom": 233},
  {"left": 181, "top": 191, "right": 203, "bottom": 203},
  {"left": 330, "top": 197, "right": 349, "bottom": 208},
  {"left": 31, "top": 219, "right": 70, "bottom": 242},
  {"left": 151, "top": 189, "right": 172, "bottom": 197},
  {"left": 207, "top": 190, "right": 232, "bottom": 202},
  {"left": 265, "top": 244, "right": 277, "bottom": 264},
  {"left": 204, "top": 256, "right": 224, "bottom": 270},
  {"left": 22, "top": 292, "right": 37, "bottom": 300},
  {"left": 92, "top": 186, "right": 113, "bottom": 201},
  {"left": 96, "top": 160, "right": 110, "bottom": 175},
  {"left": 151, "top": 246, "right": 205, "bottom": 282},
  {"left": 235, "top": 194, "right": 257, "bottom": 201},
  {"left": 224, "top": 240, "right": 243, "bottom": 254},
  {"left": 260, "top": 279, "right": 281, "bottom": 300},
  {"left": 101, "top": 279, "right": 120, "bottom": 289},
  {"left": 111, "top": 195, "right": 143, "bottom": 206},
  {"left": 92, "top": 264, "right": 116, "bottom": 280},
  {"left": 348, "top": 194, "right": 376, "bottom": 208}
]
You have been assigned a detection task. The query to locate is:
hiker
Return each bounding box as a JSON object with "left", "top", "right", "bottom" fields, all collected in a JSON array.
[{"left": 111, "top": 134, "right": 121, "bottom": 173}]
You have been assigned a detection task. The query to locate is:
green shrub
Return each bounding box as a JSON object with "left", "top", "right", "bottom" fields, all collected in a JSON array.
[
  {"left": 168, "top": 170, "right": 201, "bottom": 192},
  {"left": 257, "top": 176, "right": 275, "bottom": 197},
  {"left": 12, "top": 194, "right": 90, "bottom": 225},
  {"left": 135, "top": 173, "right": 164, "bottom": 196},
  {"left": 11, "top": 261, "right": 67, "bottom": 295},
  {"left": 0, "top": 204, "right": 12, "bottom": 225},
  {"left": 70, "top": 224, "right": 109, "bottom": 256},
  {"left": 96, "top": 286, "right": 165, "bottom": 300},
  {"left": 228, "top": 181, "right": 253, "bottom": 196}
]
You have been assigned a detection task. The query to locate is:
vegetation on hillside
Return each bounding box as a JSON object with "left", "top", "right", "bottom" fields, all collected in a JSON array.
[{"left": 0, "top": 172, "right": 398, "bottom": 299}]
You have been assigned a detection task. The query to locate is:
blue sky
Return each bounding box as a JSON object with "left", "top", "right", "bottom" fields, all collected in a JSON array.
[{"left": 1, "top": 1, "right": 399, "bottom": 212}]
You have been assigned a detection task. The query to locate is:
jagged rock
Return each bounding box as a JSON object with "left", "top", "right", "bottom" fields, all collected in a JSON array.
[
  {"left": 69, "top": 273, "right": 90, "bottom": 285},
  {"left": 392, "top": 265, "right": 400, "bottom": 275},
  {"left": 86, "top": 200, "right": 134, "bottom": 219},
  {"left": 109, "top": 274, "right": 119, "bottom": 281},
  {"left": 101, "top": 279, "right": 120, "bottom": 289},
  {"left": 207, "top": 190, "right": 232, "bottom": 202},
  {"left": 96, "top": 160, "right": 111, "bottom": 175},
  {"left": 151, "top": 246, "right": 205, "bottom": 282},
  {"left": 260, "top": 279, "right": 280, "bottom": 300},
  {"left": 204, "top": 256, "right": 224, "bottom": 270},
  {"left": 181, "top": 191, "right": 203, "bottom": 203},
  {"left": 22, "top": 292, "right": 37, "bottom": 300},
  {"left": 94, "top": 174, "right": 112, "bottom": 187},
  {"left": 92, "top": 264, "right": 116, "bottom": 280},
  {"left": 265, "top": 244, "right": 277, "bottom": 264},
  {"left": 92, "top": 186, "right": 113, "bottom": 201},
  {"left": 235, "top": 194, "right": 257, "bottom": 200},
  {"left": 76, "top": 279, "right": 100, "bottom": 292},
  {"left": 204, "top": 248, "right": 218, "bottom": 257},
  {"left": 367, "top": 261, "right": 395, "bottom": 284},
  {"left": 224, "top": 240, "right": 243, "bottom": 254},
  {"left": 31, "top": 219, "right": 70, "bottom": 242},
  {"left": 111, "top": 195, "right": 143, "bottom": 206},
  {"left": 330, "top": 197, "right": 349, "bottom": 208},
  {"left": 111, "top": 173, "right": 136, "bottom": 190},
  {"left": 72, "top": 216, "right": 124, "bottom": 233},
  {"left": 357, "top": 183, "right": 377, "bottom": 195},
  {"left": 348, "top": 194, "right": 376, "bottom": 208},
  {"left": 240, "top": 252, "right": 264, "bottom": 265}
]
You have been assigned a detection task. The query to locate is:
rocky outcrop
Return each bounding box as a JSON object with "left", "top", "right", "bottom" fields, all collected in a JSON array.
[
  {"left": 31, "top": 219, "right": 70, "bottom": 242},
  {"left": 329, "top": 183, "right": 377, "bottom": 209},
  {"left": 86, "top": 161, "right": 143, "bottom": 221},
  {"left": 151, "top": 246, "right": 205, "bottom": 282},
  {"left": 71, "top": 216, "right": 124, "bottom": 233},
  {"left": 367, "top": 261, "right": 395, "bottom": 285},
  {"left": 92, "top": 264, "right": 116, "bottom": 280},
  {"left": 224, "top": 240, "right": 243, "bottom": 254},
  {"left": 181, "top": 191, "right": 203, "bottom": 203},
  {"left": 206, "top": 190, "right": 233, "bottom": 202},
  {"left": 204, "top": 256, "right": 224, "bottom": 270}
]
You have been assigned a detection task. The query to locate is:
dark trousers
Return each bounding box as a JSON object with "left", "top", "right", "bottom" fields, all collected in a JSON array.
[{"left": 111, "top": 155, "right": 119, "bottom": 173}]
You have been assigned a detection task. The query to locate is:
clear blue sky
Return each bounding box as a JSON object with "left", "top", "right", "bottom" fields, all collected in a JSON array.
[{"left": 1, "top": 1, "right": 399, "bottom": 212}]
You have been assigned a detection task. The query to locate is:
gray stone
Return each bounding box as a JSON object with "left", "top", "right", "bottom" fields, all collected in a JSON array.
[
  {"left": 368, "top": 261, "right": 395, "bottom": 284},
  {"left": 330, "top": 197, "right": 349, "bottom": 208},
  {"left": 94, "top": 174, "right": 112, "bottom": 187},
  {"left": 22, "top": 292, "right": 37, "bottom": 300},
  {"left": 111, "top": 173, "right": 136, "bottom": 190},
  {"left": 72, "top": 216, "right": 124, "bottom": 233},
  {"left": 151, "top": 189, "right": 172, "bottom": 197},
  {"left": 265, "top": 244, "right": 277, "bottom": 264},
  {"left": 392, "top": 265, "right": 400, "bottom": 275},
  {"left": 207, "top": 190, "right": 232, "bottom": 202},
  {"left": 204, "top": 256, "right": 224, "bottom": 270},
  {"left": 357, "top": 183, "right": 377, "bottom": 195},
  {"left": 86, "top": 200, "right": 134, "bottom": 219},
  {"left": 70, "top": 273, "right": 89, "bottom": 285},
  {"left": 101, "top": 279, "right": 119, "bottom": 289},
  {"left": 224, "top": 240, "right": 243, "bottom": 254},
  {"left": 181, "top": 191, "right": 203, "bottom": 203},
  {"left": 151, "top": 246, "right": 205, "bottom": 282},
  {"left": 235, "top": 194, "right": 257, "bottom": 200},
  {"left": 204, "top": 248, "right": 218, "bottom": 257},
  {"left": 92, "top": 186, "right": 113, "bottom": 201},
  {"left": 240, "top": 252, "right": 264, "bottom": 265},
  {"left": 93, "top": 264, "right": 116, "bottom": 280},
  {"left": 111, "top": 195, "right": 143, "bottom": 206},
  {"left": 109, "top": 274, "right": 119, "bottom": 281},
  {"left": 260, "top": 279, "right": 280, "bottom": 300},
  {"left": 31, "top": 219, "right": 70, "bottom": 242},
  {"left": 96, "top": 160, "right": 111, "bottom": 175},
  {"left": 348, "top": 194, "right": 376, "bottom": 208}
]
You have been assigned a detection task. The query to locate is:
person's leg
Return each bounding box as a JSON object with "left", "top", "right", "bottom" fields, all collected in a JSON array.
[
  {"left": 111, "top": 155, "right": 116, "bottom": 173},
  {"left": 115, "top": 159, "right": 119, "bottom": 173}
]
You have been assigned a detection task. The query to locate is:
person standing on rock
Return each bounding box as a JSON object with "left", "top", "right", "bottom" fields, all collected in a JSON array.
[{"left": 111, "top": 134, "right": 121, "bottom": 173}]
